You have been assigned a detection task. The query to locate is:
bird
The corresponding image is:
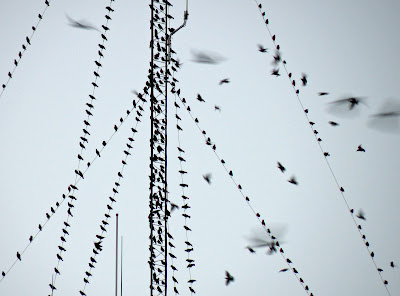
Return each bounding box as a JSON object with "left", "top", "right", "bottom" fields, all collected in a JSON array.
[
  {"left": 277, "top": 162, "right": 285, "bottom": 173},
  {"left": 202, "top": 173, "right": 212, "bottom": 184},
  {"left": 49, "top": 284, "right": 56, "bottom": 290},
  {"left": 329, "top": 97, "right": 366, "bottom": 112},
  {"left": 356, "top": 209, "right": 366, "bottom": 220},
  {"left": 287, "top": 176, "right": 298, "bottom": 185},
  {"left": 329, "top": 121, "right": 339, "bottom": 126},
  {"left": 16, "top": 252, "right": 21, "bottom": 261},
  {"left": 357, "top": 145, "right": 365, "bottom": 152},
  {"left": 66, "top": 14, "right": 99, "bottom": 31},
  {"left": 196, "top": 94, "right": 205, "bottom": 102},
  {"left": 271, "top": 69, "right": 280, "bottom": 76},
  {"left": 279, "top": 268, "right": 289, "bottom": 272},
  {"left": 225, "top": 271, "right": 234, "bottom": 286},
  {"left": 190, "top": 50, "right": 224, "bottom": 64},
  {"left": 214, "top": 105, "right": 221, "bottom": 112},
  {"left": 257, "top": 44, "right": 268, "bottom": 53},
  {"left": 246, "top": 247, "right": 256, "bottom": 253},
  {"left": 390, "top": 261, "right": 395, "bottom": 268},
  {"left": 318, "top": 92, "right": 329, "bottom": 96},
  {"left": 300, "top": 73, "right": 307, "bottom": 86},
  {"left": 219, "top": 78, "right": 230, "bottom": 85}
]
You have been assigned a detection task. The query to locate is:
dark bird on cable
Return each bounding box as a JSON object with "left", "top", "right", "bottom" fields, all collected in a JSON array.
[
  {"left": 26, "top": 37, "right": 31, "bottom": 45},
  {"left": 356, "top": 209, "right": 366, "bottom": 220},
  {"left": 324, "top": 152, "right": 330, "bottom": 157},
  {"left": 95, "top": 61, "right": 102, "bottom": 67},
  {"left": 38, "top": 224, "right": 42, "bottom": 231},
  {"left": 257, "top": 44, "right": 268, "bottom": 53},
  {"left": 96, "top": 149, "right": 101, "bottom": 157},
  {"left": 225, "top": 271, "right": 234, "bottom": 286},
  {"left": 16, "top": 252, "right": 21, "bottom": 261},
  {"left": 197, "top": 94, "right": 205, "bottom": 102},
  {"left": 57, "top": 254, "right": 63, "bottom": 261},
  {"left": 219, "top": 78, "right": 230, "bottom": 85},
  {"left": 357, "top": 145, "right": 365, "bottom": 152},
  {"left": 54, "top": 267, "right": 60, "bottom": 275},
  {"left": 58, "top": 246, "right": 66, "bottom": 252},
  {"left": 1, "top": 271, "right": 5, "bottom": 277},
  {"left": 390, "top": 261, "right": 395, "bottom": 268},
  {"left": 86, "top": 271, "right": 92, "bottom": 277},
  {"left": 301, "top": 73, "right": 307, "bottom": 86},
  {"left": 184, "top": 226, "right": 191, "bottom": 231},
  {"left": 191, "top": 50, "right": 224, "bottom": 64},
  {"left": 49, "top": 284, "right": 56, "bottom": 290},
  {"left": 288, "top": 176, "right": 298, "bottom": 185},
  {"left": 68, "top": 208, "right": 73, "bottom": 217},
  {"left": 106, "top": 6, "right": 114, "bottom": 12},
  {"left": 202, "top": 173, "right": 212, "bottom": 184},
  {"left": 29, "top": 235, "right": 33, "bottom": 242},
  {"left": 66, "top": 14, "right": 99, "bottom": 31},
  {"left": 279, "top": 268, "right": 289, "bottom": 272},
  {"left": 277, "top": 162, "right": 285, "bottom": 173}
]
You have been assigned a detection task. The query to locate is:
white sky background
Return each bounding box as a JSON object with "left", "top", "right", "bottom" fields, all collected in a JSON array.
[{"left": 0, "top": 0, "right": 400, "bottom": 295}]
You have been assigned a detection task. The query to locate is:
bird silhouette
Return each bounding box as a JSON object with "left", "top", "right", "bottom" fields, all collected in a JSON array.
[
  {"left": 271, "top": 69, "right": 280, "bottom": 77},
  {"left": 329, "top": 121, "right": 339, "bottom": 126},
  {"left": 390, "top": 261, "right": 395, "bottom": 268},
  {"left": 246, "top": 247, "right": 256, "bottom": 253},
  {"left": 318, "top": 92, "right": 329, "bottom": 96},
  {"left": 357, "top": 145, "right": 365, "bottom": 152},
  {"left": 196, "top": 94, "right": 205, "bottom": 102},
  {"left": 219, "top": 78, "right": 230, "bottom": 85},
  {"left": 202, "top": 173, "right": 212, "bottom": 184},
  {"left": 356, "top": 209, "right": 366, "bottom": 220},
  {"left": 225, "top": 271, "right": 234, "bottom": 286},
  {"left": 257, "top": 44, "right": 268, "bottom": 53},
  {"left": 287, "top": 176, "right": 298, "bottom": 185},
  {"left": 328, "top": 96, "right": 367, "bottom": 117},
  {"left": 279, "top": 268, "right": 289, "bottom": 272},
  {"left": 277, "top": 162, "right": 285, "bottom": 173},
  {"left": 300, "top": 73, "right": 307, "bottom": 86},
  {"left": 66, "top": 14, "right": 99, "bottom": 31},
  {"left": 190, "top": 50, "right": 224, "bottom": 64},
  {"left": 16, "top": 252, "right": 21, "bottom": 261}
]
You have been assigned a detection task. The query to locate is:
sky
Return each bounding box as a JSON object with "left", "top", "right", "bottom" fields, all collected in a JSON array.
[{"left": 1, "top": 0, "right": 400, "bottom": 295}]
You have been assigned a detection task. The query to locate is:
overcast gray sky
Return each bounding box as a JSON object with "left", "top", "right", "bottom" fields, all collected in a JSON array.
[{"left": 1, "top": 0, "right": 400, "bottom": 295}]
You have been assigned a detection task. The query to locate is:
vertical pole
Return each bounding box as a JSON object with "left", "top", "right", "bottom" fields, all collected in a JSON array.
[
  {"left": 116, "top": 213, "right": 119, "bottom": 296},
  {"left": 120, "top": 236, "right": 123, "bottom": 296}
]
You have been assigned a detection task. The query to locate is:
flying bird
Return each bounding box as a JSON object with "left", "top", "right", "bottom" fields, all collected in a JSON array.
[
  {"left": 356, "top": 209, "right": 366, "bottom": 220},
  {"left": 196, "top": 94, "right": 205, "bottom": 102},
  {"left": 367, "top": 98, "right": 400, "bottom": 133},
  {"left": 257, "top": 44, "right": 268, "bottom": 53},
  {"left": 329, "top": 121, "right": 339, "bottom": 126},
  {"left": 287, "top": 175, "right": 298, "bottom": 185},
  {"left": 279, "top": 268, "right": 289, "bottom": 272},
  {"left": 190, "top": 50, "right": 224, "bottom": 64},
  {"left": 225, "top": 271, "right": 234, "bottom": 286},
  {"left": 277, "top": 162, "right": 285, "bottom": 173},
  {"left": 66, "top": 14, "right": 99, "bottom": 31},
  {"left": 214, "top": 105, "right": 221, "bottom": 112},
  {"left": 328, "top": 96, "right": 367, "bottom": 117},
  {"left": 357, "top": 145, "right": 365, "bottom": 152},
  {"left": 300, "top": 73, "right": 307, "bottom": 86},
  {"left": 318, "top": 92, "right": 329, "bottom": 96},
  {"left": 219, "top": 78, "right": 230, "bottom": 85},
  {"left": 202, "top": 173, "right": 212, "bottom": 184}
]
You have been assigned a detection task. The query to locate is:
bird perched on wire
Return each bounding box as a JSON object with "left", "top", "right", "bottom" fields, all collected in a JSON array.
[
  {"left": 65, "top": 14, "right": 100, "bottom": 32},
  {"left": 225, "top": 271, "right": 234, "bottom": 286}
]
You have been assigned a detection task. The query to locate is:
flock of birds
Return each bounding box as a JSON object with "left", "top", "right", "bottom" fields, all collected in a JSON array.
[{"left": 2, "top": 0, "right": 399, "bottom": 295}]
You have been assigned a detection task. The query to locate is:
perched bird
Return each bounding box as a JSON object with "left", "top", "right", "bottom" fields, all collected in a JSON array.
[
  {"left": 257, "top": 44, "right": 268, "bottom": 53},
  {"left": 66, "top": 14, "right": 99, "bottom": 31},
  {"left": 357, "top": 145, "right": 365, "bottom": 152},
  {"left": 287, "top": 176, "right": 298, "bottom": 185},
  {"left": 16, "top": 252, "right": 21, "bottom": 261},
  {"left": 225, "top": 271, "right": 234, "bottom": 286},
  {"left": 356, "top": 209, "right": 366, "bottom": 220},
  {"left": 277, "top": 162, "right": 285, "bottom": 173},
  {"left": 202, "top": 173, "right": 212, "bottom": 184},
  {"left": 390, "top": 261, "right": 395, "bottom": 268},
  {"left": 219, "top": 78, "right": 230, "bottom": 85}
]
